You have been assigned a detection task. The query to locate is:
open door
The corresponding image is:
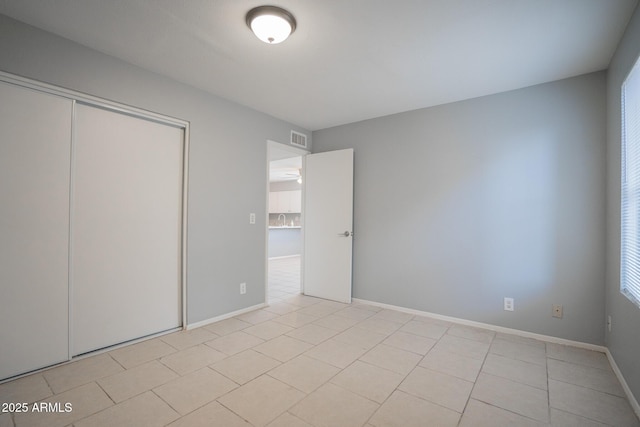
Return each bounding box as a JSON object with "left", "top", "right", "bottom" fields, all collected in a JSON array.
[{"left": 303, "top": 149, "right": 354, "bottom": 303}]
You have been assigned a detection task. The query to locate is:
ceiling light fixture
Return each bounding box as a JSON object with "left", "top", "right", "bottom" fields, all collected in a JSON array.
[{"left": 246, "top": 5, "right": 296, "bottom": 44}]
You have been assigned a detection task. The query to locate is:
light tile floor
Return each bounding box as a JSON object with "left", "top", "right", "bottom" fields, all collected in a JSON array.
[
  {"left": 1, "top": 296, "right": 639, "bottom": 427},
  {"left": 268, "top": 256, "right": 301, "bottom": 303}
]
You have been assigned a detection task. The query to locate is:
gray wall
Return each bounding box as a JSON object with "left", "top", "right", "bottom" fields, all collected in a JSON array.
[
  {"left": 313, "top": 72, "right": 607, "bottom": 345},
  {"left": 0, "top": 14, "right": 310, "bottom": 324},
  {"left": 606, "top": 4, "right": 640, "bottom": 402},
  {"left": 268, "top": 229, "right": 302, "bottom": 258}
]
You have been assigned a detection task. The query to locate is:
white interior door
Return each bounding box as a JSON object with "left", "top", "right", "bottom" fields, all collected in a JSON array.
[
  {"left": 0, "top": 82, "right": 72, "bottom": 379},
  {"left": 303, "top": 149, "right": 354, "bottom": 303},
  {"left": 72, "top": 104, "right": 183, "bottom": 355}
]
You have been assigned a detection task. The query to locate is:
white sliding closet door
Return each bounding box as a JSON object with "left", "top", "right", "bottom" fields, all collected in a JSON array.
[
  {"left": 0, "top": 82, "right": 72, "bottom": 379},
  {"left": 72, "top": 104, "right": 183, "bottom": 355}
]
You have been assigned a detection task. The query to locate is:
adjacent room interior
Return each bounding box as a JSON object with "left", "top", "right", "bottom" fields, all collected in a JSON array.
[
  {"left": 267, "top": 141, "right": 304, "bottom": 303},
  {"left": 1, "top": 1, "right": 640, "bottom": 426}
]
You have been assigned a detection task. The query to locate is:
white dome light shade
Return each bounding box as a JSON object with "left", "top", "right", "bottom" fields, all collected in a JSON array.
[{"left": 246, "top": 6, "right": 296, "bottom": 44}]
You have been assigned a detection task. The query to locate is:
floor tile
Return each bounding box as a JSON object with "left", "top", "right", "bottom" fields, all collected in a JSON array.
[
  {"left": 333, "top": 306, "right": 376, "bottom": 321},
  {"left": 285, "top": 323, "right": 338, "bottom": 345},
  {"left": 317, "top": 300, "right": 350, "bottom": 310},
  {"left": 244, "top": 321, "right": 294, "bottom": 341},
  {"left": 447, "top": 325, "right": 495, "bottom": 343},
  {"left": 159, "top": 344, "right": 227, "bottom": 376},
  {"left": 204, "top": 318, "right": 252, "bottom": 336},
  {"left": 350, "top": 302, "right": 382, "bottom": 312},
  {"left": 369, "top": 390, "right": 460, "bottom": 427},
  {"left": 459, "top": 399, "right": 548, "bottom": 427},
  {"left": 332, "top": 326, "right": 387, "bottom": 350},
  {"left": 237, "top": 309, "right": 280, "bottom": 325},
  {"left": 399, "top": 320, "right": 448, "bottom": 339},
  {"left": 419, "top": 347, "right": 483, "bottom": 382},
  {"left": 489, "top": 337, "right": 547, "bottom": 366},
  {"left": 205, "top": 331, "right": 264, "bottom": 356},
  {"left": 74, "top": 391, "right": 179, "bottom": 427},
  {"left": 289, "top": 383, "right": 378, "bottom": 427},
  {"left": 382, "top": 331, "right": 437, "bottom": 355},
  {"left": 482, "top": 353, "right": 547, "bottom": 390},
  {"left": 218, "top": 375, "right": 305, "bottom": 427},
  {"left": 280, "top": 295, "right": 322, "bottom": 308},
  {"left": 253, "top": 335, "right": 313, "bottom": 362},
  {"left": 266, "top": 412, "right": 313, "bottom": 427},
  {"left": 546, "top": 343, "right": 611, "bottom": 370},
  {"left": 312, "top": 314, "right": 361, "bottom": 331},
  {"left": 495, "top": 332, "right": 546, "bottom": 349},
  {"left": 356, "top": 317, "right": 403, "bottom": 335},
  {"left": 548, "top": 358, "right": 625, "bottom": 397},
  {"left": 264, "top": 302, "right": 301, "bottom": 315},
  {"left": 549, "top": 378, "right": 639, "bottom": 426},
  {"left": 109, "top": 337, "right": 177, "bottom": 369},
  {"left": 296, "top": 304, "right": 342, "bottom": 318},
  {"left": 98, "top": 360, "right": 178, "bottom": 403},
  {"left": 410, "top": 315, "right": 453, "bottom": 327},
  {"left": 304, "top": 339, "right": 368, "bottom": 369},
  {"left": 14, "top": 382, "right": 112, "bottom": 427},
  {"left": 330, "top": 360, "right": 404, "bottom": 403},
  {"left": 43, "top": 353, "right": 124, "bottom": 393},
  {"left": 0, "top": 374, "right": 52, "bottom": 404},
  {"left": 160, "top": 328, "right": 218, "bottom": 351},
  {"left": 268, "top": 355, "right": 340, "bottom": 393},
  {"left": 166, "top": 400, "right": 251, "bottom": 427},
  {"left": 399, "top": 366, "right": 473, "bottom": 413},
  {"left": 471, "top": 372, "right": 549, "bottom": 423},
  {"left": 5, "top": 273, "right": 640, "bottom": 427},
  {"left": 550, "top": 408, "right": 611, "bottom": 427},
  {"left": 272, "top": 312, "right": 319, "bottom": 328},
  {"left": 434, "top": 334, "right": 490, "bottom": 360},
  {"left": 211, "top": 349, "right": 280, "bottom": 385},
  {"left": 359, "top": 344, "right": 422, "bottom": 375},
  {"left": 372, "top": 309, "right": 414, "bottom": 324},
  {"left": 153, "top": 367, "right": 237, "bottom": 415}
]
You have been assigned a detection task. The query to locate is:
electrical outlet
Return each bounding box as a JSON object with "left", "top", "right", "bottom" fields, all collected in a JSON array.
[
  {"left": 552, "top": 304, "right": 563, "bottom": 318},
  {"left": 608, "top": 315, "right": 612, "bottom": 332},
  {"left": 504, "top": 297, "right": 514, "bottom": 311},
  {"left": 240, "top": 282, "right": 246, "bottom": 294},
  {"left": 249, "top": 213, "right": 256, "bottom": 224}
]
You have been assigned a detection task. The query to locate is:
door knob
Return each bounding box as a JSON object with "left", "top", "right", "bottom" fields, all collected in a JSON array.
[{"left": 339, "top": 231, "right": 352, "bottom": 237}]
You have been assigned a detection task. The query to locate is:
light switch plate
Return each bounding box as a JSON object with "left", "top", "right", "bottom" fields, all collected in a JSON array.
[{"left": 249, "top": 213, "right": 256, "bottom": 224}]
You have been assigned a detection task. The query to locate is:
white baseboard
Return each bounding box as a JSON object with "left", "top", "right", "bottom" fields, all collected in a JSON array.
[
  {"left": 352, "top": 298, "right": 607, "bottom": 352},
  {"left": 268, "top": 254, "right": 301, "bottom": 260},
  {"left": 186, "top": 302, "right": 267, "bottom": 330},
  {"left": 606, "top": 348, "right": 640, "bottom": 419}
]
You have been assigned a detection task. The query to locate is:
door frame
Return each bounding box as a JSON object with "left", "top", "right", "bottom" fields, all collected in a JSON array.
[{"left": 265, "top": 140, "right": 309, "bottom": 303}]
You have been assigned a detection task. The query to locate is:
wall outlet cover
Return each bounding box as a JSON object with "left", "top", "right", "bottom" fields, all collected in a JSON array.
[
  {"left": 240, "top": 282, "right": 246, "bottom": 294},
  {"left": 504, "top": 297, "right": 514, "bottom": 311},
  {"left": 552, "top": 304, "right": 563, "bottom": 318}
]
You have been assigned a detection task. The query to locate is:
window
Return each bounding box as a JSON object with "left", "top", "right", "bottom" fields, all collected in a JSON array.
[{"left": 621, "top": 55, "right": 640, "bottom": 307}]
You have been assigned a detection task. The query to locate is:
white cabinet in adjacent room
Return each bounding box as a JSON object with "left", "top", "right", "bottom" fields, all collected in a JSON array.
[{"left": 269, "top": 190, "right": 302, "bottom": 213}]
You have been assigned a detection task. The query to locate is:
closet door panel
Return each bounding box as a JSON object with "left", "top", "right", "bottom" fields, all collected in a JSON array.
[
  {"left": 0, "top": 82, "right": 72, "bottom": 379},
  {"left": 72, "top": 104, "right": 183, "bottom": 355}
]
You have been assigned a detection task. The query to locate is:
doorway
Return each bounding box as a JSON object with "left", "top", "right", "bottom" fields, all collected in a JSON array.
[{"left": 266, "top": 141, "right": 307, "bottom": 303}]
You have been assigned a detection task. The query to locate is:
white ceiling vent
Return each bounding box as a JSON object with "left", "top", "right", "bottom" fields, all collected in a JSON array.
[{"left": 290, "top": 130, "right": 308, "bottom": 149}]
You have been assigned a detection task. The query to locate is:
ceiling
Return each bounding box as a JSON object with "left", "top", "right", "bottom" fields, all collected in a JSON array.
[
  {"left": 0, "top": 0, "right": 637, "bottom": 131},
  {"left": 269, "top": 142, "right": 302, "bottom": 183}
]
